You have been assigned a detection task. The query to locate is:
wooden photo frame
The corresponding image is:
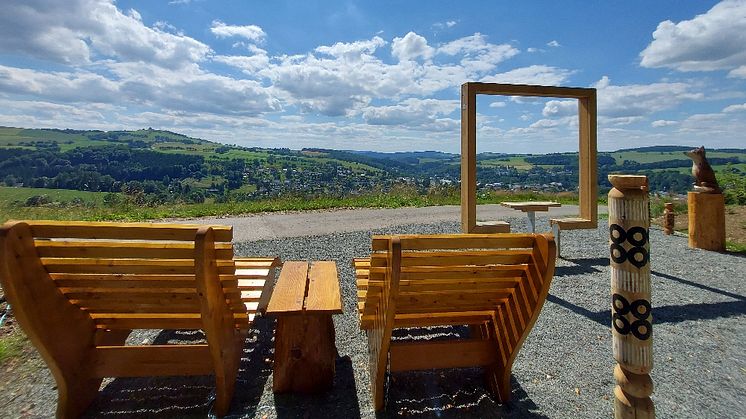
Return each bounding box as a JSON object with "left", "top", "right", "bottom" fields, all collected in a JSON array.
[{"left": 460, "top": 82, "right": 598, "bottom": 233}]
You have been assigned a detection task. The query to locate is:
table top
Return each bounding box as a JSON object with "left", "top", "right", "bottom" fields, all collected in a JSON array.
[
  {"left": 500, "top": 201, "right": 562, "bottom": 212},
  {"left": 266, "top": 261, "right": 343, "bottom": 316}
]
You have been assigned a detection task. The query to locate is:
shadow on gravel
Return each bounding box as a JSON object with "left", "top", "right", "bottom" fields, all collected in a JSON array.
[
  {"left": 548, "top": 272, "right": 746, "bottom": 328},
  {"left": 273, "top": 355, "right": 361, "bottom": 419},
  {"left": 652, "top": 271, "right": 746, "bottom": 301},
  {"left": 382, "top": 369, "right": 548, "bottom": 418},
  {"left": 83, "top": 318, "right": 274, "bottom": 418},
  {"left": 554, "top": 257, "right": 609, "bottom": 276}
]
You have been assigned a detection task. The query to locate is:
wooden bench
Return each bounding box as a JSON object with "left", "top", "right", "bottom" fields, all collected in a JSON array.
[
  {"left": 355, "top": 233, "right": 556, "bottom": 411},
  {"left": 549, "top": 217, "right": 595, "bottom": 256},
  {"left": 0, "top": 220, "right": 280, "bottom": 418},
  {"left": 266, "top": 261, "right": 342, "bottom": 394}
]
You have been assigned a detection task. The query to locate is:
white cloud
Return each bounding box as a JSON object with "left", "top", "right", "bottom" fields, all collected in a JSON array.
[
  {"left": 640, "top": 0, "right": 746, "bottom": 72},
  {"left": 362, "top": 98, "right": 458, "bottom": 130},
  {"left": 0, "top": 0, "right": 210, "bottom": 68},
  {"left": 210, "top": 21, "right": 266, "bottom": 43},
  {"left": 728, "top": 65, "right": 746, "bottom": 79},
  {"left": 594, "top": 76, "right": 702, "bottom": 118},
  {"left": 391, "top": 32, "right": 434, "bottom": 61},
  {"left": 432, "top": 20, "right": 458, "bottom": 30},
  {"left": 723, "top": 103, "right": 746, "bottom": 112},
  {"left": 651, "top": 119, "right": 679, "bottom": 127},
  {"left": 482, "top": 65, "right": 574, "bottom": 85},
  {"left": 316, "top": 37, "right": 386, "bottom": 61},
  {"left": 0, "top": 65, "right": 120, "bottom": 103},
  {"left": 547, "top": 40, "right": 561, "bottom": 47},
  {"left": 437, "top": 33, "right": 518, "bottom": 73},
  {"left": 542, "top": 100, "right": 575, "bottom": 117}
]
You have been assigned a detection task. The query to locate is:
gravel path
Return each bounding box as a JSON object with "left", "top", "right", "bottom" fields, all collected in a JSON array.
[{"left": 2, "top": 213, "right": 744, "bottom": 418}]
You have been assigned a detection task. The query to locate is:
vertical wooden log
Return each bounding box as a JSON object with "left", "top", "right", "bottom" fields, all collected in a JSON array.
[
  {"left": 687, "top": 192, "right": 725, "bottom": 251},
  {"left": 608, "top": 175, "right": 654, "bottom": 419},
  {"left": 662, "top": 203, "right": 675, "bottom": 235}
]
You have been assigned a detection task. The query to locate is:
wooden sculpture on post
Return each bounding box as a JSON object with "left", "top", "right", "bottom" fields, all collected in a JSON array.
[
  {"left": 608, "top": 175, "right": 654, "bottom": 419},
  {"left": 685, "top": 146, "right": 725, "bottom": 251}
]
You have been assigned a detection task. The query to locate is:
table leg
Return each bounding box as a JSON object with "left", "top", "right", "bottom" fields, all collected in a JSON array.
[
  {"left": 273, "top": 314, "right": 337, "bottom": 393},
  {"left": 527, "top": 211, "right": 536, "bottom": 232}
]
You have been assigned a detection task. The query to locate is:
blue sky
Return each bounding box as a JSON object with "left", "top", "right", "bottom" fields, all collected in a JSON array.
[{"left": 0, "top": 0, "right": 745, "bottom": 153}]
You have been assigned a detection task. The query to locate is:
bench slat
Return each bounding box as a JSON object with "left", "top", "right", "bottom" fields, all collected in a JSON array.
[
  {"left": 266, "top": 261, "right": 307, "bottom": 314},
  {"left": 305, "top": 261, "right": 343, "bottom": 314},
  {"left": 34, "top": 240, "right": 233, "bottom": 259},
  {"left": 28, "top": 220, "right": 232, "bottom": 242}
]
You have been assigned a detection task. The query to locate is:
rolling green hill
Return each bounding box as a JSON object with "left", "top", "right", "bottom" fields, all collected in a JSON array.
[{"left": 0, "top": 126, "right": 744, "bottom": 213}]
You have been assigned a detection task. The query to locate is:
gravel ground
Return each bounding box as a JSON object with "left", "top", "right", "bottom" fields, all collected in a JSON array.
[{"left": 2, "top": 215, "right": 745, "bottom": 418}]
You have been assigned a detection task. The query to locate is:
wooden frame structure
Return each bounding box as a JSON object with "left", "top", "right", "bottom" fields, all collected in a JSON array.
[
  {"left": 461, "top": 82, "right": 598, "bottom": 233},
  {"left": 0, "top": 220, "right": 280, "bottom": 418},
  {"left": 355, "top": 233, "right": 557, "bottom": 411}
]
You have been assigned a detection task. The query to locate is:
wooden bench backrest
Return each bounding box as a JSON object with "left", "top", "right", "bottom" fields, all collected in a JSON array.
[
  {"left": 0, "top": 220, "right": 247, "bottom": 331},
  {"left": 364, "top": 234, "right": 553, "bottom": 316}
]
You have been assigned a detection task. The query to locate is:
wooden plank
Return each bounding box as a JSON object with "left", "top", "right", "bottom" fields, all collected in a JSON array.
[
  {"left": 41, "top": 258, "right": 234, "bottom": 275},
  {"left": 398, "top": 250, "right": 532, "bottom": 267},
  {"left": 266, "top": 261, "right": 308, "bottom": 314},
  {"left": 549, "top": 218, "right": 594, "bottom": 230},
  {"left": 388, "top": 311, "right": 494, "bottom": 328},
  {"left": 365, "top": 278, "right": 520, "bottom": 293},
  {"left": 34, "top": 240, "right": 232, "bottom": 260},
  {"left": 461, "top": 82, "right": 478, "bottom": 233},
  {"left": 90, "top": 313, "right": 249, "bottom": 329},
  {"left": 389, "top": 339, "right": 498, "bottom": 371},
  {"left": 501, "top": 201, "right": 561, "bottom": 211},
  {"left": 93, "top": 345, "right": 213, "bottom": 377},
  {"left": 305, "top": 261, "right": 342, "bottom": 314},
  {"left": 235, "top": 268, "right": 271, "bottom": 278},
  {"left": 27, "top": 220, "right": 232, "bottom": 242},
  {"left": 466, "top": 82, "right": 595, "bottom": 99},
  {"left": 371, "top": 234, "right": 536, "bottom": 251}
]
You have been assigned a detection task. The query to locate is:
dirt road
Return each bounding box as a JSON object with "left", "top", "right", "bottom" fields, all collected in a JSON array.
[{"left": 180, "top": 204, "right": 597, "bottom": 241}]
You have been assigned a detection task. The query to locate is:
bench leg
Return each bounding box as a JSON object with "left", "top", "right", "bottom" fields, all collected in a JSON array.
[
  {"left": 273, "top": 314, "right": 336, "bottom": 393},
  {"left": 213, "top": 330, "right": 246, "bottom": 417},
  {"left": 552, "top": 224, "right": 561, "bottom": 258}
]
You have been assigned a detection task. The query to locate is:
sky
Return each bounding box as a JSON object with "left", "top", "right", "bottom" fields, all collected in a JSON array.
[{"left": 0, "top": 0, "right": 745, "bottom": 154}]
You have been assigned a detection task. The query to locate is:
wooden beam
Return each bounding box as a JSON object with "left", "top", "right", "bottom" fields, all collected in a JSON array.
[
  {"left": 94, "top": 345, "right": 213, "bottom": 377},
  {"left": 389, "top": 339, "right": 498, "bottom": 372}
]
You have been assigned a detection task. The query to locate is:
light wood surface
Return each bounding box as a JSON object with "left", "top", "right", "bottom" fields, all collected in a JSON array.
[
  {"left": 265, "top": 261, "right": 308, "bottom": 314},
  {"left": 500, "top": 201, "right": 561, "bottom": 212},
  {"left": 356, "top": 232, "right": 556, "bottom": 411},
  {"left": 687, "top": 191, "right": 725, "bottom": 251},
  {"left": 0, "top": 220, "right": 278, "bottom": 418}
]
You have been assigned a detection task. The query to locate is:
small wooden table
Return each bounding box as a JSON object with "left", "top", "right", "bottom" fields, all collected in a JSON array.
[
  {"left": 501, "top": 201, "right": 561, "bottom": 232},
  {"left": 265, "top": 261, "right": 343, "bottom": 394}
]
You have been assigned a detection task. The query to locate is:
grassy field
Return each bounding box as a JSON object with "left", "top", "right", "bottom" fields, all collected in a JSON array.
[{"left": 0, "top": 185, "right": 578, "bottom": 223}]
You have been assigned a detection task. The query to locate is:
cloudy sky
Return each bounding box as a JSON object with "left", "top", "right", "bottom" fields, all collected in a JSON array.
[{"left": 0, "top": 0, "right": 745, "bottom": 153}]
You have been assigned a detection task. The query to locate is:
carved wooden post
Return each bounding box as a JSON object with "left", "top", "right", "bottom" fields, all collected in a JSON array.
[
  {"left": 662, "top": 203, "right": 674, "bottom": 235},
  {"left": 608, "top": 175, "right": 654, "bottom": 419}
]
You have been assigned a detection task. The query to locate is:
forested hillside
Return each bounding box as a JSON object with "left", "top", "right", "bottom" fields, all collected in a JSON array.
[{"left": 1, "top": 127, "right": 744, "bottom": 209}]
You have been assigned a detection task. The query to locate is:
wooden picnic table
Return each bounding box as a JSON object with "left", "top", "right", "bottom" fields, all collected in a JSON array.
[
  {"left": 265, "top": 261, "right": 343, "bottom": 394},
  {"left": 500, "top": 201, "right": 562, "bottom": 232}
]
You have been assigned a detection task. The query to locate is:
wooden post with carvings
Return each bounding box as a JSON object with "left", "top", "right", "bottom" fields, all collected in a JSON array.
[
  {"left": 608, "top": 175, "right": 654, "bottom": 419},
  {"left": 662, "top": 203, "right": 675, "bottom": 235}
]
